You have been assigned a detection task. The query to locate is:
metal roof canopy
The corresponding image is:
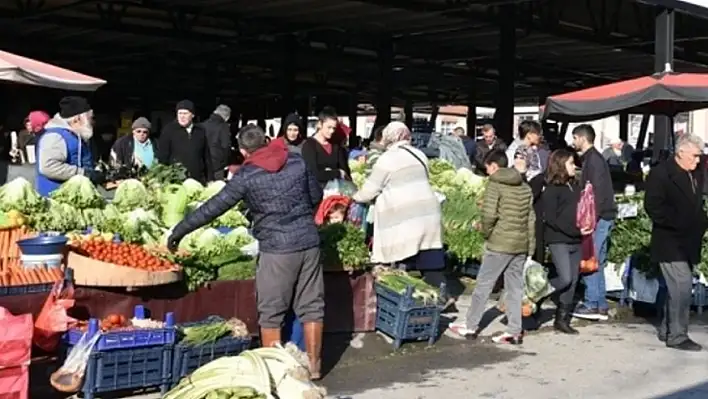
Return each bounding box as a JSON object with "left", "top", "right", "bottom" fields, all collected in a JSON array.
[{"left": 1, "top": 0, "right": 708, "bottom": 112}]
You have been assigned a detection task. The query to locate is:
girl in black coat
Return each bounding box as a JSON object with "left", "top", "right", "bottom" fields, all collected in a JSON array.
[{"left": 541, "top": 149, "right": 584, "bottom": 334}]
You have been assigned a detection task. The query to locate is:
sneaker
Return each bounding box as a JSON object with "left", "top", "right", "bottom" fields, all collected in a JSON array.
[
  {"left": 449, "top": 324, "right": 480, "bottom": 340},
  {"left": 667, "top": 339, "right": 703, "bottom": 352},
  {"left": 573, "top": 305, "right": 608, "bottom": 321},
  {"left": 492, "top": 332, "right": 523, "bottom": 345}
]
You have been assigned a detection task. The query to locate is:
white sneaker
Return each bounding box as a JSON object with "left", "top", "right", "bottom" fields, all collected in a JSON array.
[{"left": 449, "top": 323, "right": 480, "bottom": 339}]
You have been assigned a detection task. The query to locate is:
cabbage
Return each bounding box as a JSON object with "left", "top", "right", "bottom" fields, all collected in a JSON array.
[
  {"left": 224, "top": 228, "right": 254, "bottom": 248},
  {"left": 102, "top": 204, "right": 121, "bottom": 220},
  {"left": 121, "top": 208, "right": 163, "bottom": 244},
  {"left": 50, "top": 175, "right": 104, "bottom": 209},
  {"left": 160, "top": 184, "right": 188, "bottom": 227},
  {"left": 195, "top": 228, "right": 222, "bottom": 248},
  {"left": 212, "top": 208, "right": 248, "bottom": 228},
  {"left": 182, "top": 179, "right": 204, "bottom": 201},
  {"left": 0, "top": 177, "right": 45, "bottom": 215},
  {"left": 112, "top": 179, "right": 149, "bottom": 211},
  {"left": 200, "top": 181, "right": 226, "bottom": 201}
]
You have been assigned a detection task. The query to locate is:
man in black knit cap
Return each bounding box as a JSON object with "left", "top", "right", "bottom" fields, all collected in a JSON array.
[
  {"left": 35, "top": 96, "right": 105, "bottom": 196},
  {"left": 157, "top": 100, "right": 212, "bottom": 183}
]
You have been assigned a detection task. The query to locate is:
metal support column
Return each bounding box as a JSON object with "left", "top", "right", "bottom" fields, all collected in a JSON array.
[
  {"left": 404, "top": 100, "right": 414, "bottom": 129},
  {"left": 466, "top": 81, "right": 477, "bottom": 138},
  {"left": 374, "top": 37, "right": 393, "bottom": 129},
  {"left": 281, "top": 36, "right": 297, "bottom": 125},
  {"left": 619, "top": 113, "right": 629, "bottom": 142},
  {"left": 494, "top": 4, "right": 516, "bottom": 144},
  {"left": 653, "top": 8, "right": 675, "bottom": 161}
]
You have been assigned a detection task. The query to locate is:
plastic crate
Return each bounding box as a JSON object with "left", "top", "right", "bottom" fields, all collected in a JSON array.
[
  {"left": 171, "top": 337, "right": 251, "bottom": 385},
  {"left": 374, "top": 282, "right": 442, "bottom": 350},
  {"left": 81, "top": 345, "right": 172, "bottom": 399},
  {"left": 0, "top": 282, "right": 53, "bottom": 296},
  {"left": 65, "top": 306, "right": 176, "bottom": 350}
]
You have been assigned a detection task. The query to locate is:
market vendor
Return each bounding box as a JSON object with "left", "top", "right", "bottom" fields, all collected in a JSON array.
[
  {"left": 167, "top": 124, "right": 326, "bottom": 380},
  {"left": 110, "top": 117, "right": 157, "bottom": 168},
  {"left": 36, "top": 96, "right": 106, "bottom": 197}
]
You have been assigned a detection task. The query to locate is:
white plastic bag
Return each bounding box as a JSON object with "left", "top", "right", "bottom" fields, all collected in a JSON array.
[
  {"left": 50, "top": 332, "right": 100, "bottom": 393},
  {"left": 523, "top": 257, "right": 554, "bottom": 303}
]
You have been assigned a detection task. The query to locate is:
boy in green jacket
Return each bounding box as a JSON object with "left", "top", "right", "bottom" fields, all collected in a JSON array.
[{"left": 450, "top": 150, "right": 535, "bottom": 344}]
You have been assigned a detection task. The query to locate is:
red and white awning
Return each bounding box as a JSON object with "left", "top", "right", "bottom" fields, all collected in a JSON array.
[{"left": 0, "top": 50, "right": 106, "bottom": 92}]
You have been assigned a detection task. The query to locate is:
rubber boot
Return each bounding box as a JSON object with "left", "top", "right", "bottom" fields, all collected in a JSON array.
[
  {"left": 303, "top": 321, "right": 324, "bottom": 380},
  {"left": 553, "top": 306, "right": 579, "bottom": 335},
  {"left": 260, "top": 327, "right": 282, "bottom": 348}
]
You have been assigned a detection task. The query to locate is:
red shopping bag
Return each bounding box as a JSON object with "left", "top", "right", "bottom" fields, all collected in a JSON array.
[
  {"left": 33, "top": 280, "right": 75, "bottom": 352},
  {"left": 580, "top": 235, "right": 598, "bottom": 274},
  {"left": 0, "top": 308, "right": 32, "bottom": 369},
  {"left": 576, "top": 182, "right": 597, "bottom": 232}
]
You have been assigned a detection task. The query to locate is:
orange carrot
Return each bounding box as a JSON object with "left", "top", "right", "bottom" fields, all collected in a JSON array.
[
  {"left": 52, "top": 267, "right": 63, "bottom": 280},
  {"left": 12, "top": 228, "right": 19, "bottom": 258},
  {"left": 0, "top": 231, "right": 8, "bottom": 260}
]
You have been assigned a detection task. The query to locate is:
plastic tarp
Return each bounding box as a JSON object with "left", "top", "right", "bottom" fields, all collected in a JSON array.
[
  {"left": 0, "top": 307, "right": 32, "bottom": 399},
  {"left": 0, "top": 50, "right": 106, "bottom": 92}
]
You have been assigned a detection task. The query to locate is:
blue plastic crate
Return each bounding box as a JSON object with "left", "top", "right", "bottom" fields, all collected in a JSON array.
[
  {"left": 0, "top": 282, "right": 54, "bottom": 296},
  {"left": 171, "top": 336, "right": 251, "bottom": 386},
  {"left": 374, "top": 282, "right": 442, "bottom": 350},
  {"left": 65, "top": 306, "right": 176, "bottom": 350},
  {"left": 81, "top": 345, "right": 172, "bottom": 399}
]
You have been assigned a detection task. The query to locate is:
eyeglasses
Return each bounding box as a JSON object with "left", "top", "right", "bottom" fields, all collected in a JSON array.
[{"left": 134, "top": 129, "right": 149, "bottom": 134}]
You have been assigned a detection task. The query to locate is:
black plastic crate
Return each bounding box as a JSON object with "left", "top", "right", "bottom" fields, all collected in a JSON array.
[
  {"left": 0, "top": 282, "right": 53, "bottom": 296},
  {"left": 374, "top": 282, "right": 442, "bottom": 350},
  {"left": 81, "top": 345, "right": 172, "bottom": 399},
  {"left": 171, "top": 336, "right": 251, "bottom": 386}
]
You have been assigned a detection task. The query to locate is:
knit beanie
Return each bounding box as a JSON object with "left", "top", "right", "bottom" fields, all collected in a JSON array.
[
  {"left": 176, "top": 100, "right": 195, "bottom": 114},
  {"left": 58, "top": 96, "right": 91, "bottom": 118}
]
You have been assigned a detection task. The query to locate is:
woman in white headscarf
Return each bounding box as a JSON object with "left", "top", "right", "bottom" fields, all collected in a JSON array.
[{"left": 353, "top": 122, "right": 447, "bottom": 290}]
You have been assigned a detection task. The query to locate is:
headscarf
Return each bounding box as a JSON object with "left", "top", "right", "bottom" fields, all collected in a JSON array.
[
  {"left": 278, "top": 113, "right": 305, "bottom": 146},
  {"left": 27, "top": 111, "right": 50, "bottom": 133},
  {"left": 381, "top": 121, "right": 411, "bottom": 147}
]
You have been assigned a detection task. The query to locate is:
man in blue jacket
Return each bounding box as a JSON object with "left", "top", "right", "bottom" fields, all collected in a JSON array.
[
  {"left": 167, "top": 124, "right": 325, "bottom": 379},
  {"left": 35, "top": 96, "right": 105, "bottom": 196}
]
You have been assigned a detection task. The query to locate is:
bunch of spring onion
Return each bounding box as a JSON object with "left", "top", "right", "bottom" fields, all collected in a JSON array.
[
  {"left": 373, "top": 266, "right": 441, "bottom": 304},
  {"left": 164, "top": 343, "right": 326, "bottom": 399}
]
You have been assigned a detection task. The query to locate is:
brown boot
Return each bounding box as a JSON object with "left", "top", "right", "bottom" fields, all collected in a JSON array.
[
  {"left": 303, "top": 321, "right": 323, "bottom": 380},
  {"left": 260, "top": 327, "right": 282, "bottom": 348}
]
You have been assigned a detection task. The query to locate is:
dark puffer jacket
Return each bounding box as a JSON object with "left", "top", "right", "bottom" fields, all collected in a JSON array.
[
  {"left": 172, "top": 139, "right": 323, "bottom": 254},
  {"left": 481, "top": 167, "right": 536, "bottom": 256}
]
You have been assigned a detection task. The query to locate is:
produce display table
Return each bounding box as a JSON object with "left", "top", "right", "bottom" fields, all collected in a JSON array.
[{"left": 0, "top": 271, "right": 376, "bottom": 335}]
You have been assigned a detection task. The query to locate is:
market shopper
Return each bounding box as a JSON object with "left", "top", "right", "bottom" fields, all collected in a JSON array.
[
  {"left": 510, "top": 121, "right": 549, "bottom": 263},
  {"left": 110, "top": 117, "right": 157, "bottom": 168},
  {"left": 13, "top": 111, "right": 49, "bottom": 164},
  {"left": 301, "top": 108, "right": 351, "bottom": 186},
  {"left": 453, "top": 125, "right": 476, "bottom": 162},
  {"left": 352, "top": 122, "right": 448, "bottom": 300},
  {"left": 644, "top": 134, "right": 706, "bottom": 352},
  {"left": 200, "top": 104, "right": 232, "bottom": 181},
  {"left": 36, "top": 96, "right": 105, "bottom": 196},
  {"left": 571, "top": 124, "right": 617, "bottom": 321},
  {"left": 474, "top": 124, "right": 507, "bottom": 170},
  {"left": 277, "top": 112, "right": 305, "bottom": 154},
  {"left": 158, "top": 100, "right": 212, "bottom": 183},
  {"left": 541, "top": 149, "right": 587, "bottom": 334},
  {"left": 166, "top": 124, "right": 326, "bottom": 378},
  {"left": 450, "top": 150, "right": 535, "bottom": 344}
]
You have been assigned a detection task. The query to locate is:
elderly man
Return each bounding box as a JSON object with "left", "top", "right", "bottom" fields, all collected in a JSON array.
[
  {"left": 474, "top": 124, "right": 507, "bottom": 169},
  {"left": 644, "top": 134, "right": 706, "bottom": 352},
  {"left": 36, "top": 96, "right": 104, "bottom": 196},
  {"left": 158, "top": 100, "right": 211, "bottom": 183},
  {"left": 200, "top": 104, "right": 232, "bottom": 180},
  {"left": 167, "top": 125, "right": 325, "bottom": 378},
  {"left": 110, "top": 117, "right": 157, "bottom": 168},
  {"left": 602, "top": 137, "right": 633, "bottom": 168}
]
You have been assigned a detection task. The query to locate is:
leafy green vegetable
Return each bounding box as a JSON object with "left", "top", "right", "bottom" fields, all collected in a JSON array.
[
  {"left": 211, "top": 208, "right": 249, "bottom": 229},
  {"left": 0, "top": 177, "right": 45, "bottom": 215},
  {"left": 160, "top": 184, "right": 188, "bottom": 227},
  {"left": 200, "top": 181, "right": 226, "bottom": 201},
  {"left": 217, "top": 257, "right": 257, "bottom": 281},
  {"left": 141, "top": 163, "right": 187, "bottom": 188},
  {"left": 319, "top": 223, "right": 370, "bottom": 271},
  {"left": 442, "top": 189, "right": 485, "bottom": 263},
  {"left": 29, "top": 199, "right": 81, "bottom": 232},
  {"left": 112, "top": 179, "right": 150, "bottom": 211},
  {"left": 50, "top": 175, "right": 104, "bottom": 209},
  {"left": 180, "top": 322, "right": 232, "bottom": 345},
  {"left": 182, "top": 178, "right": 204, "bottom": 202}
]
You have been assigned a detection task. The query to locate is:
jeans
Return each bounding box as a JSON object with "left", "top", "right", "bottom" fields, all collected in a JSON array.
[
  {"left": 465, "top": 250, "right": 525, "bottom": 335},
  {"left": 548, "top": 243, "right": 582, "bottom": 306},
  {"left": 582, "top": 218, "right": 614, "bottom": 310}
]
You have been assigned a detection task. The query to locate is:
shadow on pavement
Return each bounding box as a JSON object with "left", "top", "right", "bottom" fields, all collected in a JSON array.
[{"left": 655, "top": 380, "right": 708, "bottom": 399}]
